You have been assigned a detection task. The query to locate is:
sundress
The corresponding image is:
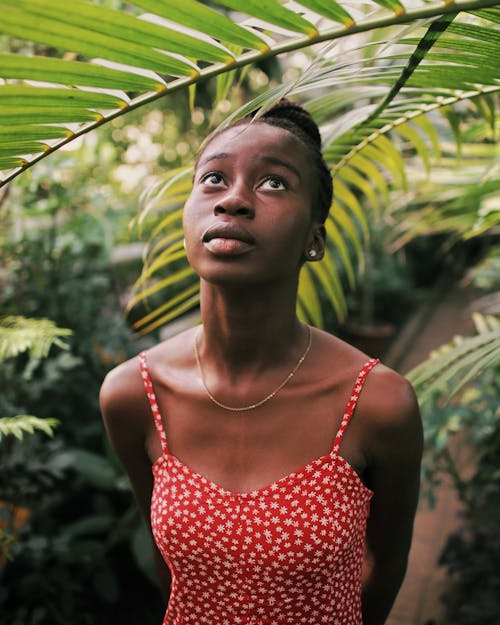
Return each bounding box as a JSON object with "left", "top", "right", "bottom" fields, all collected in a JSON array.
[{"left": 140, "top": 352, "right": 379, "bottom": 625}]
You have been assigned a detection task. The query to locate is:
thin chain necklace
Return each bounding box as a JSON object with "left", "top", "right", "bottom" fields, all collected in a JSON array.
[{"left": 194, "top": 324, "right": 312, "bottom": 412}]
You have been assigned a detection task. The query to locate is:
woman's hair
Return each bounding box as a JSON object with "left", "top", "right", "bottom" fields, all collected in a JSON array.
[{"left": 241, "top": 99, "right": 333, "bottom": 223}]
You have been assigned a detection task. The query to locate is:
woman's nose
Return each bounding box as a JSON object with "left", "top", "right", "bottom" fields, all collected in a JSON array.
[{"left": 213, "top": 184, "right": 255, "bottom": 218}]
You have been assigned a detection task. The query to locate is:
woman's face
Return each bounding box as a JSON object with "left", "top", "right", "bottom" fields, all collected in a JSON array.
[{"left": 183, "top": 122, "right": 324, "bottom": 287}]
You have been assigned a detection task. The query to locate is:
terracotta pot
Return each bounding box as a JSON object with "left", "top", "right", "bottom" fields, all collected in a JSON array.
[{"left": 341, "top": 320, "right": 396, "bottom": 359}]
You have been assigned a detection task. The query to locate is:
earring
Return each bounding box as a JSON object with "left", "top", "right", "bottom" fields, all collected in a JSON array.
[{"left": 308, "top": 249, "right": 317, "bottom": 258}]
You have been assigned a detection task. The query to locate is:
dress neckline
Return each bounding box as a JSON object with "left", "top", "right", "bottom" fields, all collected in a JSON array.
[{"left": 152, "top": 450, "right": 373, "bottom": 499}]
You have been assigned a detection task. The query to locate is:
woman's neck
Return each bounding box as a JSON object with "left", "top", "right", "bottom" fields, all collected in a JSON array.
[{"left": 198, "top": 280, "right": 304, "bottom": 376}]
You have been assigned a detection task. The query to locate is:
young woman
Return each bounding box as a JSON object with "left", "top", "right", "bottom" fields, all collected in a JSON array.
[{"left": 100, "top": 100, "right": 423, "bottom": 625}]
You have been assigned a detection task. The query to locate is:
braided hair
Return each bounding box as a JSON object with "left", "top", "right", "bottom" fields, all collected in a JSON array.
[{"left": 242, "top": 99, "right": 333, "bottom": 223}]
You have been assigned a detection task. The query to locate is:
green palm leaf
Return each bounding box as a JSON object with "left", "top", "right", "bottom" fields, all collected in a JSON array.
[
  {"left": 1, "top": 1, "right": 498, "bottom": 333},
  {"left": 125, "top": 6, "right": 498, "bottom": 331},
  {"left": 1, "top": 0, "right": 498, "bottom": 185},
  {"left": 407, "top": 314, "right": 500, "bottom": 401}
]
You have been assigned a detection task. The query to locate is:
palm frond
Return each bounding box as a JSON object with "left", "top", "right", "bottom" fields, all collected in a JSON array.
[
  {"left": 407, "top": 313, "right": 500, "bottom": 402},
  {"left": 0, "top": 316, "right": 72, "bottom": 361},
  {"left": 1, "top": 0, "right": 498, "bottom": 186},
  {"left": 127, "top": 8, "right": 498, "bottom": 332}
]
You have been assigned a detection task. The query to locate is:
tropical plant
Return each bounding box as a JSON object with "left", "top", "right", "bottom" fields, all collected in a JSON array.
[
  {"left": 0, "top": 315, "right": 71, "bottom": 361},
  {"left": 0, "top": 1, "right": 498, "bottom": 332},
  {"left": 411, "top": 326, "right": 500, "bottom": 625},
  {"left": 0, "top": 142, "right": 169, "bottom": 623},
  {"left": 0, "top": 316, "right": 68, "bottom": 443},
  {"left": 0, "top": 315, "right": 69, "bottom": 566},
  {"left": 0, "top": 0, "right": 498, "bottom": 187}
]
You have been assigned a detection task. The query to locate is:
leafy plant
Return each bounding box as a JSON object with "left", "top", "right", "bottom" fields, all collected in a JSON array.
[
  {"left": 123, "top": 7, "right": 499, "bottom": 332},
  {"left": 408, "top": 312, "right": 500, "bottom": 404},
  {"left": 0, "top": 316, "right": 71, "bottom": 361},
  {"left": 1, "top": 0, "right": 497, "bottom": 186},
  {"left": 0, "top": 315, "right": 69, "bottom": 569},
  {"left": 414, "top": 359, "right": 500, "bottom": 625},
  {"left": 0, "top": 2, "right": 498, "bottom": 333},
  {"left": 408, "top": 255, "right": 500, "bottom": 623},
  {"left": 0, "top": 137, "right": 165, "bottom": 623}
]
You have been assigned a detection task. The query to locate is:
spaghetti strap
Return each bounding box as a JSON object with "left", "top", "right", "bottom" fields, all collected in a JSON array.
[
  {"left": 139, "top": 351, "right": 169, "bottom": 455},
  {"left": 331, "top": 358, "right": 380, "bottom": 457}
]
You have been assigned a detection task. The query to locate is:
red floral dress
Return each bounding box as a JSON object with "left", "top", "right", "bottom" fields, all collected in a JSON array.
[{"left": 140, "top": 353, "right": 379, "bottom": 625}]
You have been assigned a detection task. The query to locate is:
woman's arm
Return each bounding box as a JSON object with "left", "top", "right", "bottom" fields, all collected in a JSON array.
[
  {"left": 99, "top": 359, "right": 171, "bottom": 599},
  {"left": 360, "top": 368, "right": 423, "bottom": 625}
]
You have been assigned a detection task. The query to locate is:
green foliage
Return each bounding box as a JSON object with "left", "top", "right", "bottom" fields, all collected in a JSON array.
[
  {"left": 0, "top": 315, "right": 70, "bottom": 446},
  {"left": 0, "top": 1, "right": 498, "bottom": 186},
  {"left": 122, "top": 9, "right": 499, "bottom": 333},
  {"left": 418, "top": 364, "right": 500, "bottom": 625},
  {"left": 0, "top": 316, "right": 71, "bottom": 361},
  {"left": 408, "top": 313, "right": 500, "bottom": 402},
  {"left": 0, "top": 415, "right": 58, "bottom": 443},
  {"left": 0, "top": 3, "right": 498, "bottom": 335},
  {"left": 411, "top": 251, "right": 500, "bottom": 623},
  {"left": 0, "top": 129, "right": 164, "bottom": 623}
]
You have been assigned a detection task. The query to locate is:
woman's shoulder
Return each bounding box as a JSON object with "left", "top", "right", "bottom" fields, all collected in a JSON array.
[
  {"left": 99, "top": 353, "right": 148, "bottom": 430},
  {"left": 353, "top": 357, "right": 422, "bottom": 463},
  {"left": 99, "top": 328, "right": 197, "bottom": 422},
  {"left": 315, "top": 328, "right": 420, "bottom": 430}
]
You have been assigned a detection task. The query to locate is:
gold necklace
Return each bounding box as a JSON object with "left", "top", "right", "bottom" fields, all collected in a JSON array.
[{"left": 194, "top": 325, "right": 312, "bottom": 412}]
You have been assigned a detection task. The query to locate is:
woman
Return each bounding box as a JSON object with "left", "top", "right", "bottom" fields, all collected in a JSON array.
[{"left": 100, "top": 100, "right": 423, "bottom": 625}]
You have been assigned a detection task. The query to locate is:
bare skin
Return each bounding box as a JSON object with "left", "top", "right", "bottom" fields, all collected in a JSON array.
[{"left": 100, "top": 122, "right": 423, "bottom": 624}]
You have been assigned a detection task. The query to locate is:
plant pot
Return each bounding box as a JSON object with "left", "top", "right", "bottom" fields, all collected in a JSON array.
[{"left": 341, "top": 320, "right": 396, "bottom": 359}]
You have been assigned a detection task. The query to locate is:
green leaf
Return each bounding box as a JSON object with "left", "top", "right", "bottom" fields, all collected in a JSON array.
[
  {"left": 128, "top": 265, "right": 196, "bottom": 313},
  {"left": 132, "top": 0, "right": 268, "bottom": 51},
  {"left": 364, "top": 13, "right": 456, "bottom": 123},
  {"left": 0, "top": 3, "right": 195, "bottom": 76},
  {"left": 310, "top": 246, "right": 347, "bottom": 320},
  {"left": 372, "top": 0, "right": 405, "bottom": 14},
  {"left": 0, "top": 316, "right": 71, "bottom": 361},
  {"left": 298, "top": 265, "right": 324, "bottom": 327},
  {"left": 63, "top": 449, "right": 121, "bottom": 490},
  {"left": 0, "top": 107, "right": 102, "bottom": 124},
  {"left": 395, "top": 122, "right": 431, "bottom": 173},
  {"left": 0, "top": 85, "right": 126, "bottom": 109},
  {"left": 298, "top": 0, "right": 354, "bottom": 26},
  {"left": 0, "top": 156, "right": 25, "bottom": 169},
  {"left": 212, "top": 0, "right": 318, "bottom": 36},
  {"left": 0, "top": 416, "right": 59, "bottom": 442},
  {"left": 16, "top": 0, "right": 234, "bottom": 64},
  {"left": 0, "top": 54, "right": 164, "bottom": 91},
  {"left": 63, "top": 515, "right": 115, "bottom": 539},
  {"left": 0, "top": 142, "right": 48, "bottom": 158},
  {"left": 0, "top": 124, "right": 72, "bottom": 141}
]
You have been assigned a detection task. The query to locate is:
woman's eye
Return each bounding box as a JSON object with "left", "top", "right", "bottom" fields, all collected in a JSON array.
[
  {"left": 261, "top": 176, "right": 286, "bottom": 190},
  {"left": 201, "top": 172, "right": 225, "bottom": 186}
]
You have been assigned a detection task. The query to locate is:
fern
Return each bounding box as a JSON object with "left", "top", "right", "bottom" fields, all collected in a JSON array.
[
  {"left": 0, "top": 415, "right": 59, "bottom": 443},
  {"left": 0, "top": 317, "right": 68, "bottom": 443},
  {"left": 0, "top": 316, "right": 72, "bottom": 362}
]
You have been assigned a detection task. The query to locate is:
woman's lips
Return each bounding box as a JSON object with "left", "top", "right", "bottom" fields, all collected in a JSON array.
[
  {"left": 202, "top": 222, "right": 255, "bottom": 256},
  {"left": 204, "top": 237, "right": 254, "bottom": 256}
]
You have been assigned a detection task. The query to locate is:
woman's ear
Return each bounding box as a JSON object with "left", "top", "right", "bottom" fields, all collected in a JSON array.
[{"left": 305, "top": 223, "right": 326, "bottom": 262}]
